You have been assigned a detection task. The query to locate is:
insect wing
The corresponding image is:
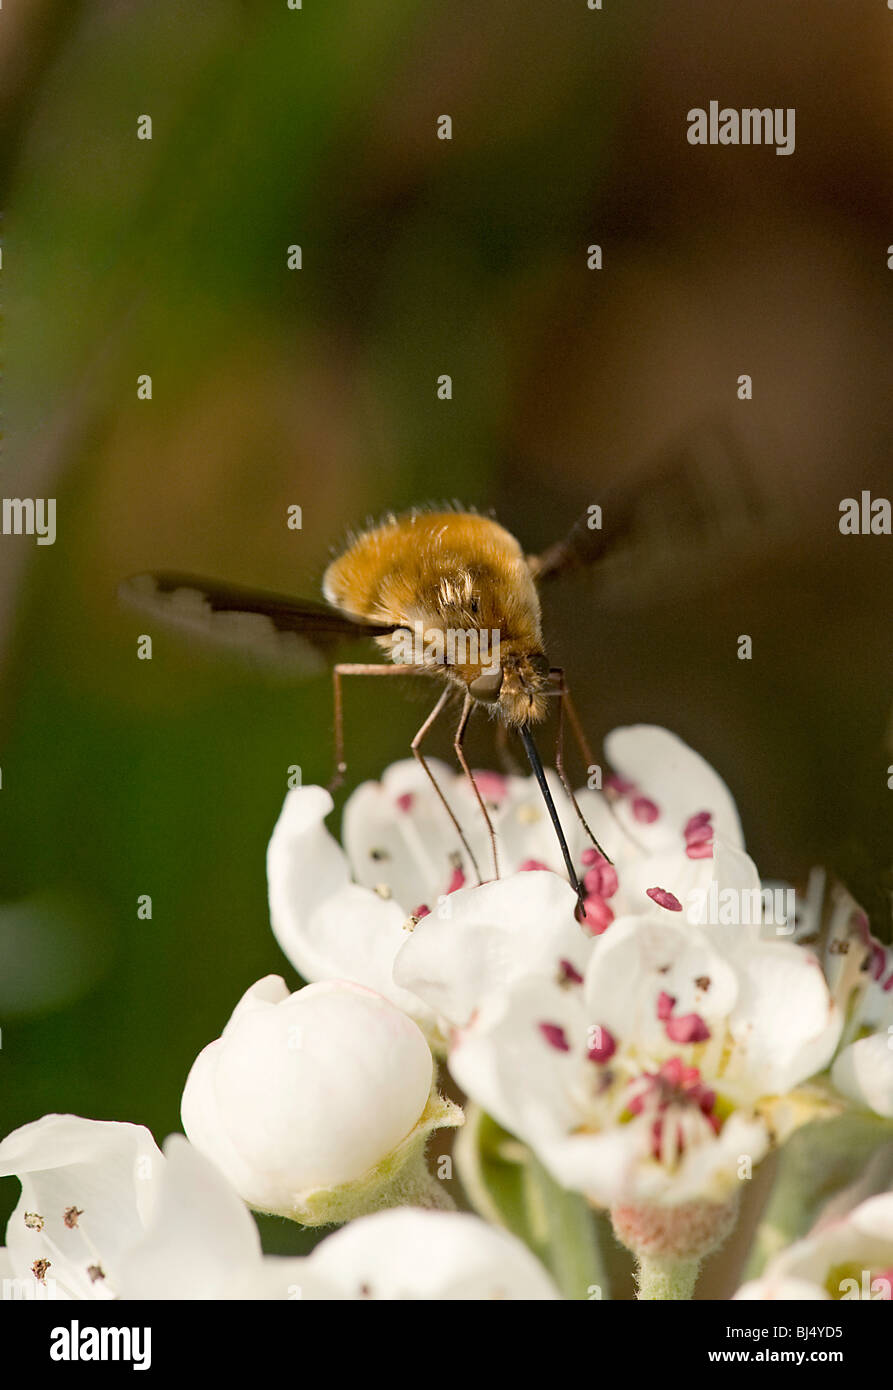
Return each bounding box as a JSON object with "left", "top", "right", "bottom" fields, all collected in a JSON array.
[
  {"left": 118, "top": 571, "right": 397, "bottom": 675},
  {"left": 530, "top": 419, "right": 784, "bottom": 603}
]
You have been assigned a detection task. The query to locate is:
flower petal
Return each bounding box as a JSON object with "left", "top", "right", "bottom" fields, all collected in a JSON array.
[
  {"left": 116, "top": 1136, "right": 262, "bottom": 1299},
  {"left": 395, "top": 871, "right": 590, "bottom": 1026},
  {"left": 181, "top": 978, "right": 435, "bottom": 1213},
  {"left": 0, "top": 1115, "right": 163, "bottom": 1298},
  {"left": 605, "top": 726, "right": 743, "bottom": 851},
  {"left": 304, "top": 1207, "right": 560, "bottom": 1299},
  {"left": 831, "top": 1033, "right": 893, "bottom": 1119},
  {"left": 268, "top": 789, "right": 437, "bottom": 1028},
  {"left": 583, "top": 915, "right": 738, "bottom": 1045},
  {"left": 724, "top": 945, "right": 841, "bottom": 1099}
]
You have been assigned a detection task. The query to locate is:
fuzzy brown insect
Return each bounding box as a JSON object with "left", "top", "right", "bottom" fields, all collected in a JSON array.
[{"left": 120, "top": 424, "right": 770, "bottom": 908}]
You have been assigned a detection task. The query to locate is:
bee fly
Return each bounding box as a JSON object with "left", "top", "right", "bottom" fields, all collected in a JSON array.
[{"left": 119, "top": 424, "right": 770, "bottom": 913}]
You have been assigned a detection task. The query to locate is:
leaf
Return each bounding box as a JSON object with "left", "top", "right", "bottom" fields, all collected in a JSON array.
[{"left": 744, "top": 1109, "right": 893, "bottom": 1281}]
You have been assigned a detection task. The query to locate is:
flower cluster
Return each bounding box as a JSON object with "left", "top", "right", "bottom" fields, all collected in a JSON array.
[{"left": 2, "top": 725, "right": 891, "bottom": 1300}]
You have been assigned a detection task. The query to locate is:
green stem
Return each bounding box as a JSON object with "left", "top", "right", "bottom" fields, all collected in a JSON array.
[
  {"left": 454, "top": 1106, "right": 608, "bottom": 1300},
  {"left": 636, "top": 1254, "right": 700, "bottom": 1300},
  {"left": 523, "top": 1156, "right": 608, "bottom": 1302},
  {"left": 387, "top": 1150, "right": 457, "bottom": 1211}
]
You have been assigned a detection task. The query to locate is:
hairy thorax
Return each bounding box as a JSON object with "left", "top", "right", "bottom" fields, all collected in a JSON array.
[{"left": 322, "top": 510, "right": 551, "bottom": 724}]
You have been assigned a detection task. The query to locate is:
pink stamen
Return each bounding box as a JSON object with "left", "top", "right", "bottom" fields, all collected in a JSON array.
[
  {"left": 446, "top": 866, "right": 466, "bottom": 894},
  {"left": 685, "top": 841, "right": 714, "bottom": 860},
  {"left": 605, "top": 774, "right": 635, "bottom": 796},
  {"left": 520, "top": 858, "right": 551, "bottom": 872},
  {"left": 587, "top": 1025, "right": 617, "bottom": 1063},
  {"left": 656, "top": 990, "right": 676, "bottom": 1021},
  {"left": 684, "top": 811, "right": 711, "bottom": 835},
  {"left": 396, "top": 792, "right": 414, "bottom": 813},
  {"left": 597, "top": 864, "right": 619, "bottom": 898},
  {"left": 583, "top": 866, "right": 603, "bottom": 896},
  {"left": 579, "top": 894, "right": 614, "bottom": 936},
  {"left": 661, "top": 1057, "right": 685, "bottom": 1085},
  {"left": 558, "top": 959, "right": 584, "bottom": 985},
  {"left": 696, "top": 1086, "right": 717, "bottom": 1114},
  {"left": 538, "top": 1022, "right": 571, "bottom": 1052},
  {"left": 632, "top": 796, "right": 659, "bottom": 824},
  {"left": 684, "top": 823, "right": 714, "bottom": 846},
  {"left": 412, "top": 904, "right": 430, "bottom": 919},
  {"left": 648, "top": 1118, "right": 670, "bottom": 1160},
  {"left": 581, "top": 847, "right": 606, "bottom": 867},
  {"left": 627, "top": 1059, "right": 719, "bottom": 1131},
  {"left": 647, "top": 886, "right": 683, "bottom": 912},
  {"left": 585, "top": 863, "right": 619, "bottom": 899},
  {"left": 665, "top": 1012, "right": 711, "bottom": 1044}
]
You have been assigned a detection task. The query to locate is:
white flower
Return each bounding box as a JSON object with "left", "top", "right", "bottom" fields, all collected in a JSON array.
[
  {"left": 603, "top": 725, "right": 744, "bottom": 856},
  {"left": 599, "top": 726, "right": 756, "bottom": 924},
  {"left": 443, "top": 905, "right": 841, "bottom": 1209},
  {"left": 267, "top": 728, "right": 758, "bottom": 1036},
  {"left": 267, "top": 784, "right": 437, "bottom": 1030},
  {"left": 180, "top": 975, "right": 461, "bottom": 1225},
  {"left": 0, "top": 1117, "right": 557, "bottom": 1300},
  {"left": 116, "top": 1136, "right": 336, "bottom": 1300},
  {"left": 735, "top": 1191, "right": 893, "bottom": 1301},
  {"left": 819, "top": 886, "right": 893, "bottom": 1119},
  {"left": 394, "top": 870, "right": 591, "bottom": 1029},
  {"left": 395, "top": 839, "right": 794, "bottom": 1042},
  {"left": 341, "top": 758, "right": 616, "bottom": 903},
  {"left": 286, "top": 1207, "right": 560, "bottom": 1300},
  {"left": 267, "top": 761, "right": 612, "bottom": 1031},
  {"left": 0, "top": 1118, "right": 336, "bottom": 1299},
  {"left": 0, "top": 1114, "right": 163, "bottom": 1299}
]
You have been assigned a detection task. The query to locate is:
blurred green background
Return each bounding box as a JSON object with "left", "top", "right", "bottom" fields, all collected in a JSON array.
[{"left": 1, "top": 0, "right": 891, "bottom": 1260}]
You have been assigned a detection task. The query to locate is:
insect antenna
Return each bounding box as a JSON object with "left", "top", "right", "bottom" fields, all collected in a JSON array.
[{"left": 518, "top": 724, "right": 587, "bottom": 918}]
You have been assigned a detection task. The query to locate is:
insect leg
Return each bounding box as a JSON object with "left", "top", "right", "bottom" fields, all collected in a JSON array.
[
  {"left": 548, "top": 667, "right": 653, "bottom": 857},
  {"left": 411, "top": 687, "right": 485, "bottom": 887},
  {"left": 549, "top": 667, "right": 594, "bottom": 768},
  {"left": 330, "top": 663, "right": 412, "bottom": 791},
  {"left": 453, "top": 693, "right": 500, "bottom": 882},
  {"left": 548, "top": 667, "right": 614, "bottom": 864}
]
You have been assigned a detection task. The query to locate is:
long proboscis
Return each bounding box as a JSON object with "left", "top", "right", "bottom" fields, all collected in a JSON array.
[{"left": 518, "top": 724, "right": 587, "bottom": 917}]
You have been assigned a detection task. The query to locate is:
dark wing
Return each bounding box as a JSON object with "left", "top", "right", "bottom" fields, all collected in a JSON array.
[
  {"left": 529, "top": 419, "right": 780, "bottom": 601},
  {"left": 118, "top": 571, "right": 397, "bottom": 675}
]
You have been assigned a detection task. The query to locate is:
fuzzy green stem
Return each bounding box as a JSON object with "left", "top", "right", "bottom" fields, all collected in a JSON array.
[
  {"left": 636, "top": 1254, "right": 700, "bottom": 1300},
  {"left": 286, "top": 1088, "right": 463, "bottom": 1226},
  {"left": 385, "top": 1149, "right": 456, "bottom": 1212}
]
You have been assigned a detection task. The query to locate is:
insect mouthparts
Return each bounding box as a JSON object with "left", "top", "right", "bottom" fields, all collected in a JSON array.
[{"left": 518, "top": 724, "right": 586, "bottom": 907}]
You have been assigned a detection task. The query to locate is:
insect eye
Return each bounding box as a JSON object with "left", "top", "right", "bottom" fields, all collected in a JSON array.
[
  {"left": 528, "top": 653, "right": 551, "bottom": 680},
  {"left": 469, "top": 668, "right": 503, "bottom": 702},
  {"left": 470, "top": 597, "right": 479, "bottom": 615}
]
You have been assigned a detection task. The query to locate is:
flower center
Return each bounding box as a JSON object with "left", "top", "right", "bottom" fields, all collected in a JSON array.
[{"left": 624, "top": 1058, "right": 721, "bottom": 1164}]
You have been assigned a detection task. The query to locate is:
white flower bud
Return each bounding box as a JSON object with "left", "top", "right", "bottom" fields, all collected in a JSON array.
[{"left": 181, "top": 976, "right": 461, "bottom": 1225}]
